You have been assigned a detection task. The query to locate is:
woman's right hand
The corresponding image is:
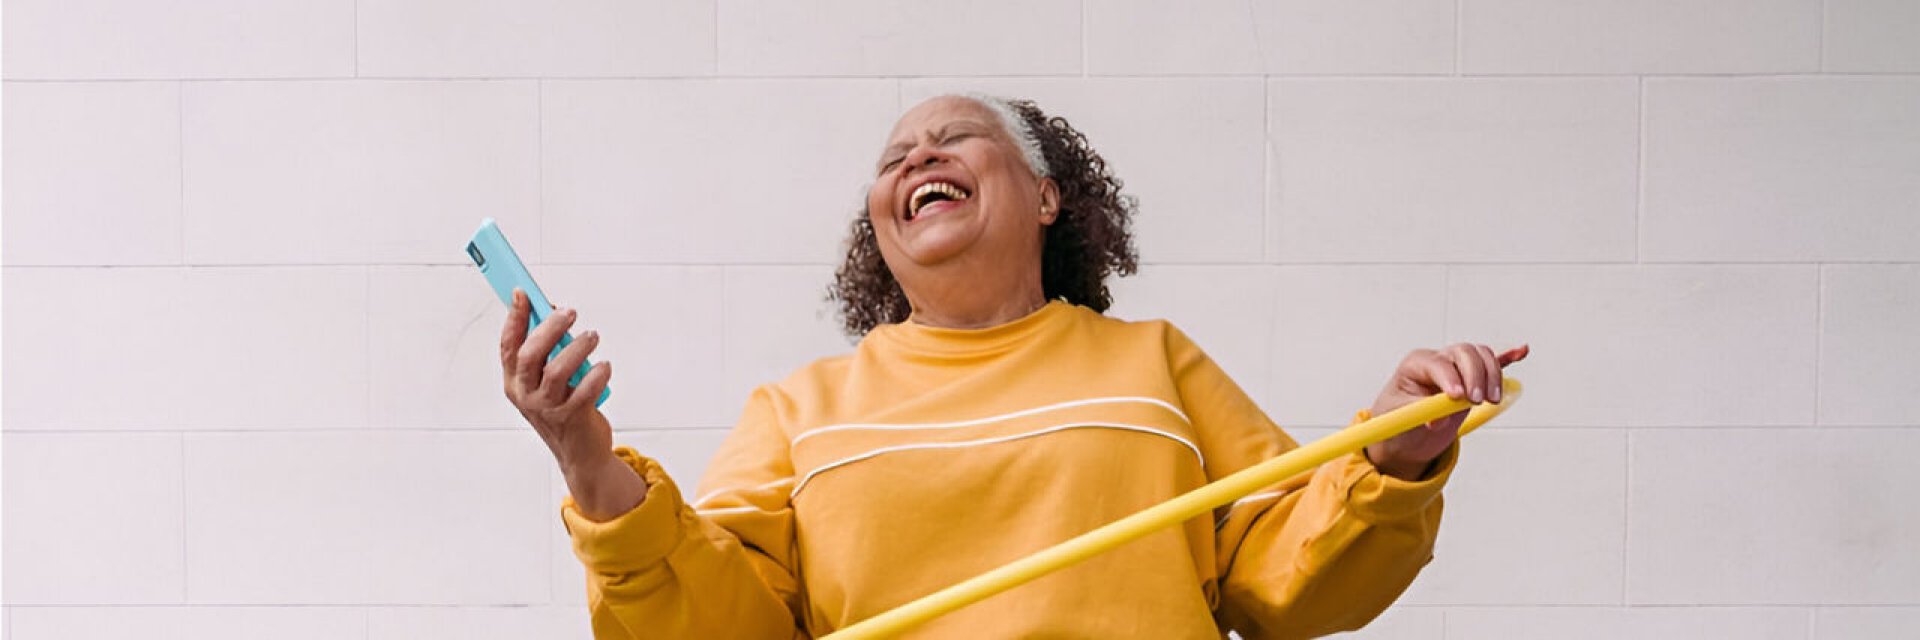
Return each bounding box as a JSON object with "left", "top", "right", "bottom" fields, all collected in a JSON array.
[{"left": 500, "top": 288, "right": 643, "bottom": 520}]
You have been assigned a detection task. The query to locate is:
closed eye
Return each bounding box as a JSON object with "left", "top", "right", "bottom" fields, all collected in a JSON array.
[
  {"left": 875, "top": 127, "right": 982, "bottom": 174},
  {"left": 941, "top": 132, "right": 973, "bottom": 145}
]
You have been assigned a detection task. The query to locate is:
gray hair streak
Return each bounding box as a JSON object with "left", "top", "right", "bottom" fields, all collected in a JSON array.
[{"left": 955, "top": 93, "right": 1051, "bottom": 179}]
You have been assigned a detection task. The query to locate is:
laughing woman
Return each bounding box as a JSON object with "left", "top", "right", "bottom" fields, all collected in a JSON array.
[{"left": 500, "top": 95, "right": 1525, "bottom": 639}]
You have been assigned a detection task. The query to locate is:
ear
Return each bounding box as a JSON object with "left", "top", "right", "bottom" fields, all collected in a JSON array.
[{"left": 1036, "top": 178, "right": 1062, "bottom": 226}]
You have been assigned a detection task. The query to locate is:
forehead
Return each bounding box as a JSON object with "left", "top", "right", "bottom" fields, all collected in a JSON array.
[{"left": 885, "top": 96, "right": 1004, "bottom": 142}]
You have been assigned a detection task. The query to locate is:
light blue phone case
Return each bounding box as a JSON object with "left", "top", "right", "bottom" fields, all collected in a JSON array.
[{"left": 467, "top": 218, "right": 610, "bottom": 408}]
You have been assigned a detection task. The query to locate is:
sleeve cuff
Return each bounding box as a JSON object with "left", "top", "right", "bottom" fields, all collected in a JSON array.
[
  {"left": 559, "top": 446, "right": 687, "bottom": 574},
  {"left": 1341, "top": 409, "right": 1458, "bottom": 523}
]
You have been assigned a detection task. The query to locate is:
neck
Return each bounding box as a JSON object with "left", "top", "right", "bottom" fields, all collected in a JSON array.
[{"left": 905, "top": 274, "right": 1049, "bottom": 330}]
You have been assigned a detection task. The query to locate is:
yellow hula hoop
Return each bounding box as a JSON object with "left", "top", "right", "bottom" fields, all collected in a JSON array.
[{"left": 822, "top": 378, "right": 1524, "bottom": 639}]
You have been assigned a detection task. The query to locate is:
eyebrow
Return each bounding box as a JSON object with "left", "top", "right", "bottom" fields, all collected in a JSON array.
[{"left": 875, "top": 119, "right": 997, "bottom": 170}]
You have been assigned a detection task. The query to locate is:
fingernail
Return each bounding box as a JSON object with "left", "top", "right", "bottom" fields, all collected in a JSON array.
[{"left": 1470, "top": 388, "right": 1484, "bottom": 403}]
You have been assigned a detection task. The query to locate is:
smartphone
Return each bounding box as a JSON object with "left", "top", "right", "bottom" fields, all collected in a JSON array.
[{"left": 466, "top": 218, "right": 610, "bottom": 408}]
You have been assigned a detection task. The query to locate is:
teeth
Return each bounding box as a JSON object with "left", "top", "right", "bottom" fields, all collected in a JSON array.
[{"left": 909, "top": 181, "right": 970, "bottom": 217}]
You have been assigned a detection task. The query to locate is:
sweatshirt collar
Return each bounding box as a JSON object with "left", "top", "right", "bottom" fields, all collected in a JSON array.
[{"left": 874, "top": 299, "right": 1074, "bottom": 357}]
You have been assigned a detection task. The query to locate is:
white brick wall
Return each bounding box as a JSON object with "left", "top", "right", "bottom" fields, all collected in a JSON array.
[
  {"left": 3, "top": 1, "right": 1915, "bottom": 638},
  {"left": 1459, "top": 0, "right": 1823, "bottom": 74}
]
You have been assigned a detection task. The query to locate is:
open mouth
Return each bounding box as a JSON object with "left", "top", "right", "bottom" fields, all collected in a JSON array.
[{"left": 906, "top": 181, "right": 972, "bottom": 221}]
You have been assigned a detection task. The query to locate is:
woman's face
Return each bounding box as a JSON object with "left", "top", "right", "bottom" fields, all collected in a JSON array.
[{"left": 867, "top": 97, "right": 1057, "bottom": 281}]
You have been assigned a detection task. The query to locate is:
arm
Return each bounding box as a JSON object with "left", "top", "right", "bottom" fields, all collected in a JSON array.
[
  {"left": 1212, "top": 437, "right": 1454, "bottom": 639},
  {"left": 1157, "top": 326, "right": 1450, "bottom": 639},
  {"left": 559, "top": 387, "right": 805, "bottom": 639},
  {"left": 496, "top": 291, "right": 805, "bottom": 637}
]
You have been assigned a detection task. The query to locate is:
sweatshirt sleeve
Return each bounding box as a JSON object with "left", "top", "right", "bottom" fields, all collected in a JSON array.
[
  {"left": 1160, "top": 325, "right": 1454, "bottom": 640},
  {"left": 559, "top": 386, "right": 806, "bottom": 639}
]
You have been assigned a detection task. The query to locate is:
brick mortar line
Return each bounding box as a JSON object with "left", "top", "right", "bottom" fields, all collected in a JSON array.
[
  {"left": 1815, "top": 265, "right": 1826, "bottom": 426},
  {"left": 10, "top": 425, "right": 1915, "bottom": 435},
  {"left": 5, "top": 603, "right": 1898, "bottom": 609},
  {"left": 1634, "top": 76, "right": 1646, "bottom": 264},
  {"left": 176, "top": 81, "right": 188, "bottom": 266},
  {"left": 1622, "top": 429, "right": 1633, "bottom": 605},
  {"left": 7, "top": 72, "right": 1918, "bottom": 83},
  {"left": 179, "top": 432, "right": 190, "bottom": 603},
  {"left": 1453, "top": 0, "right": 1464, "bottom": 75},
  {"left": 5, "top": 427, "right": 739, "bottom": 434},
  {"left": 10, "top": 261, "right": 1919, "bottom": 270}
]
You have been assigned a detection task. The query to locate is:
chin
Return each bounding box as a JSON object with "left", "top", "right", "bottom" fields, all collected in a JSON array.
[
  {"left": 892, "top": 212, "right": 986, "bottom": 266},
  {"left": 898, "top": 230, "right": 974, "bottom": 266}
]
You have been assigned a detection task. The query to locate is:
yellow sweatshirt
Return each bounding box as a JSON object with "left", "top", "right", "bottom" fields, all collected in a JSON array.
[{"left": 561, "top": 301, "right": 1455, "bottom": 639}]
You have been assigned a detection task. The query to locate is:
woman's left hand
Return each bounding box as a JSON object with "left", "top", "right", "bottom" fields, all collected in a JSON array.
[{"left": 1365, "top": 343, "right": 1530, "bottom": 480}]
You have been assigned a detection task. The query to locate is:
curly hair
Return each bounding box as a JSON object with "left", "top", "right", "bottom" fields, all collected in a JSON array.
[{"left": 828, "top": 97, "right": 1140, "bottom": 338}]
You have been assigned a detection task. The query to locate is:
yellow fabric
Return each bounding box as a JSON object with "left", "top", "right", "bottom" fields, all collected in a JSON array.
[{"left": 561, "top": 301, "right": 1454, "bottom": 639}]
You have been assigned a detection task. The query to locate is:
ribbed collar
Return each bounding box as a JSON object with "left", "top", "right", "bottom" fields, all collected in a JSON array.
[{"left": 871, "top": 300, "right": 1076, "bottom": 358}]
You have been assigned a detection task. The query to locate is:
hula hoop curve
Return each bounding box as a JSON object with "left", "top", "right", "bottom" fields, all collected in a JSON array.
[{"left": 822, "top": 378, "right": 1524, "bottom": 639}]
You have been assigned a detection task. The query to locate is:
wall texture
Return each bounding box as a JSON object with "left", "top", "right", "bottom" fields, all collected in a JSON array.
[{"left": 4, "top": 1, "right": 1917, "bottom": 638}]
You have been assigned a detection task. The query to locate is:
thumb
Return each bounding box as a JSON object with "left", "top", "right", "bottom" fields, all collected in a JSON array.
[{"left": 1497, "top": 344, "right": 1531, "bottom": 367}]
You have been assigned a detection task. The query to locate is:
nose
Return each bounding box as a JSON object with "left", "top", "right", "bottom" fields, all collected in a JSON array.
[{"left": 900, "top": 143, "right": 944, "bottom": 175}]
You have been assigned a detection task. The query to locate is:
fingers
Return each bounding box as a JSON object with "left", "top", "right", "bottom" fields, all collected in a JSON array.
[
  {"left": 1414, "top": 342, "right": 1519, "bottom": 405},
  {"left": 1490, "top": 343, "right": 1530, "bottom": 403},
  {"left": 1472, "top": 343, "right": 1503, "bottom": 403},
  {"left": 539, "top": 329, "right": 600, "bottom": 403},
  {"left": 1412, "top": 351, "right": 1467, "bottom": 400},
  {"left": 560, "top": 361, "right": 613, "bottom": 414},
  {"left": 1448, "top": 343, "right": 1490, "bottom": 404},
  {"left": 500, "top": 288, "right": 531, "bottom": 375},
  {"left": 515, "top": 307, "right": 578, "bottom": 397},
  {"left": 1381, "top": 341, "right": 1527, "bottom": 423}
]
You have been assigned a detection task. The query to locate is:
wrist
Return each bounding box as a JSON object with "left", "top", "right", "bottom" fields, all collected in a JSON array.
[
  {"left": 565, "top": 453, "right": 648, "bottom": 521},
  {"left": 550, "top": 410, "right": 617, "bottom": 474},
  {"left": 1364, "top": 444, "right": 1434, "bottom": 481},
  {"left": 558, "top": 429, "right": 618, "bottom": 470},
  {"left": 560, "top": 449, "right": 618, "bottom": 487}
]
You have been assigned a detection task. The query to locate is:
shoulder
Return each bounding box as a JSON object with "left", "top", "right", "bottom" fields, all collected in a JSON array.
[
  {"left": 768, "top": 351, "right": 855, "bottom": 398},
  {"left": 726, "top": 350, "right": 854, "bottom": 436},
  {"left": 1071, "top": 305, "right": 1196, "bottom": 352}
]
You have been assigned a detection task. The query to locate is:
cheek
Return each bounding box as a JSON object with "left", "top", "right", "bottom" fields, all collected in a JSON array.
[
  {"left": 964, "top": 145, "right": 1035, "bottom": 208},
  {"left": 866, "top": 191, "right": 890, "bottom": 228},
  {"left": 868, "top": 177, "right": 900, "bottom": 217},
  {"left": 981, "top": 171, "right": 1039, "bottom": 222},
  {"left": 865, "top": 189, "right": 901, "bottom": 246}
]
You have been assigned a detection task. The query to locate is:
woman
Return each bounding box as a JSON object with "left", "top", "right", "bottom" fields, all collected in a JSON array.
[{"left": 500, "top": 95, "right": 1525, "bottom": 639}]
